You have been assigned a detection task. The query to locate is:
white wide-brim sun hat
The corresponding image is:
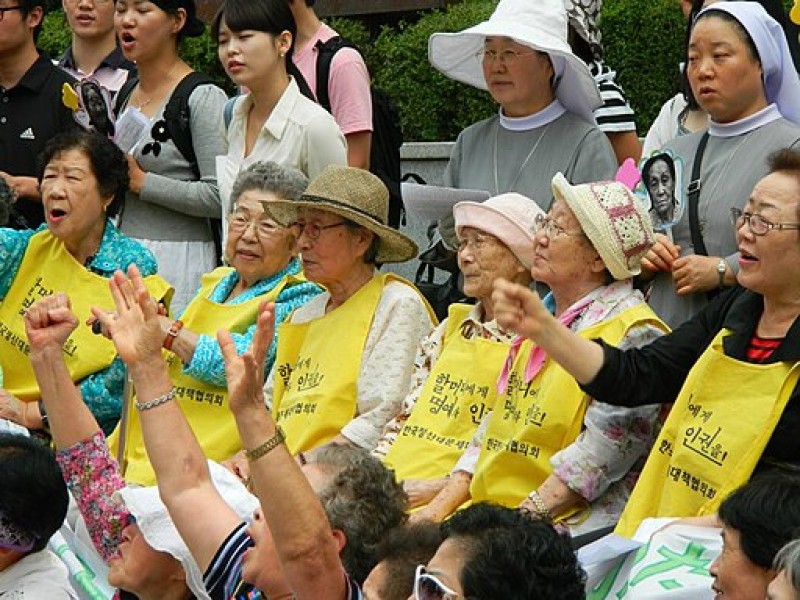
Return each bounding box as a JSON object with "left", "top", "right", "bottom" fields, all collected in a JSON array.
[
  {"left": 115, "top": 460, "right": 259, "bottom": 600},
  {"left": 428, "top": 0, "right": 602, "bottom": 124}
]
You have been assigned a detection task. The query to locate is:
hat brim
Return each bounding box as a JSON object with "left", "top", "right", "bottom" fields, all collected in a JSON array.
[
  {"left": 428, "top": 22, "right": 601, "bottom": 124},
  {"left": 264, "top": 196, "right": 419, "bottom": 264}
]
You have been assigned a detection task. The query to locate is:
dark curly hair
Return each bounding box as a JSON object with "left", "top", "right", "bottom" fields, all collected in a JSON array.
[
  {"left": 442, "top": 503, "right": 586, "bottom": 600},
  {"left": 307, "top": 444, "right": 408, "bottom": 584},
  {"left": 37, "top": 130, "right": 130, "bottom": 219},
  {"left": 0, "top": 434, "right": 69, "bottom": 554}
]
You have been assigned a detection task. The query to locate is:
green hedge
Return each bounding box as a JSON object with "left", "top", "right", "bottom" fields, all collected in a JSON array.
[{"left": 40, "top": 0, "right": 686, "bottom": 141}]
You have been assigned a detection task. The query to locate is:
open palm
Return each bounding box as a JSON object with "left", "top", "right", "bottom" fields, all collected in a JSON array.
[{"left": 92, "top": 266, "right": 163, "bottom": 368}]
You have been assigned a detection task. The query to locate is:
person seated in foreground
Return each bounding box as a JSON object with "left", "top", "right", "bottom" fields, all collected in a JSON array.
[
  {"left": 108, "top": 160, "right": 321, "bottom": 486},
  {"left": 490, "top": 148, "right": 800, "bottom": 537},
  {"left": 362, "top": 522, "right": 442, "bottom": 600},
  {"left": 374, "top": 192, "right": 541, "bottom": 508},
  {"left": 770, "top": 539, "right": 800, "bottom": 600},
  {"left": 416, "top": 174, "right": 667, "bottom": 538},
  {"left": 414, "top": 503, "right": 586, "bottom": 600},
  {"left": 0, "top": 433, "right": 74, "bottom": 599},
  {"left": 91, "top": 266, "right": 406, "bottom": 598}
]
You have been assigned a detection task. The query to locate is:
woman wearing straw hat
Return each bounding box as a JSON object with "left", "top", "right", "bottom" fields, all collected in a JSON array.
[
  {"left": 641, "top": 2, "right": 800, "bottom": 329},
  {"left": 415, "top": 175, "right": 668, "bottom": 539},
  {"left": 374, "top": 193, "right": 541, "bottom": 509},
  {"left": 428, "top": 0, "right": 618, "bottom": 249},
  {"left": 264, "top": 165, "right": 436, "bottom": 454}
]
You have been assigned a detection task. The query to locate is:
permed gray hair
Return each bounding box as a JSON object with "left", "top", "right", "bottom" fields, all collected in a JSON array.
[
  {"left": 229, "top": 161, "right": 308, "bottom": 215},
  {"left": 774, "top": 539, "right": 800, "bottom": 595},
  {"left": 306, "top": 444, "right": 408, "bottom": 584}
]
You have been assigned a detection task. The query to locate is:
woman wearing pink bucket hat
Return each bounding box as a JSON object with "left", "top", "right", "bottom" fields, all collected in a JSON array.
[{"left": 374, "top": 192, "right": 541, "bottom": 509}]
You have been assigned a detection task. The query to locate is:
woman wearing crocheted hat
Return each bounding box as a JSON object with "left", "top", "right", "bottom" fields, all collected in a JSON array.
[
  {"left": 415, "top": 175, "right": 668, "bottom": 539},
  {"left": 428, "top": 0, "right": 618, "bottom": 249}
]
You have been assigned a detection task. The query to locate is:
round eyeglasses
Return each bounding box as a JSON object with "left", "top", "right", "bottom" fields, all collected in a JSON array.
[{"left": 533, "top": 214, "right": 586, "bottom": 239}]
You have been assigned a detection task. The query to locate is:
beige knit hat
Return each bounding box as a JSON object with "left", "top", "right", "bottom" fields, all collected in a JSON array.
[
  {"left": 453, "top": 193, "right": 543, "bottom": 269},
  {"left": 263, "top": 165, "right": 418, "bottom": 264},
  {"left": 551, "top": 173, "right": 654, "bottom": 280}
]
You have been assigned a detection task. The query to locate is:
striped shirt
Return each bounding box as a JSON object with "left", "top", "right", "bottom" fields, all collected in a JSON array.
[
  {"left": 590, "top": 60, "right": 637, "bottom": 134},
  {"left": 747, "top": 334, "right": 783, "bottom": 363},
  {"left": 204, "top": 523, "right": 364, "bottom": 600}
]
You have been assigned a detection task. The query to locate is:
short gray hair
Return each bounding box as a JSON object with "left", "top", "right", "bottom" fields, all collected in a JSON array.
[
  {"left": 774, "top": 539, "right": 800, "bottom": 595},
  {"left": 229, "top": 161, "right": 308, "bottom": 215},
  {"left": 306, "top": 444, "right": 407, "bottom": 584}
]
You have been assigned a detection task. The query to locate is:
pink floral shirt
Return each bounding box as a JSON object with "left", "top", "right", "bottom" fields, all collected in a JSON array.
[{"left": 56, "top": 430, "right": 129, "bottom": 562}]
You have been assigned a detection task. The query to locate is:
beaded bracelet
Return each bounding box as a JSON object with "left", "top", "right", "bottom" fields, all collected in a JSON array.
[
  {"left": 135, "top": 388, "right": 176, "bottom": 411},
  {"left": 244, "top": 427, "right": 286, "bottom": 462},
  {"left": 527, "top": 490, "right": 552, "bottom": 520}
]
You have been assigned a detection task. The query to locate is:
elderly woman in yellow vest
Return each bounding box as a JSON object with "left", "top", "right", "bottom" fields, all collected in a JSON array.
[
  {"left": 0, "top": 130, "right": 170, "bottom": 435},
  {"left": 110, "top": 161, "right": 322, "bottom": 485},
  {"left": 373, "top": 193, "right": 541, "bottom": 508},
  {"left": 264, "top": 165, "right": 436, "bottom": 453},
  {"left": 415, "top": 174, "right": 668, "bottom": 538},
  {"left": 491, "top": 148, "right": 800, "bottom": 538}
]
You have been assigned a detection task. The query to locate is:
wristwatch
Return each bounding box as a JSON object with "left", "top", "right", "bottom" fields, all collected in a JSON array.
[{"left": 717, "top": 258, "right": 727, "bottom": 289}]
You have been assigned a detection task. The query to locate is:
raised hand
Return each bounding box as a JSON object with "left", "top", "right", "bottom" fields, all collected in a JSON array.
[
  {"left": 24, "top": 292, "right": 79, "bottom": 356},
  {"left": 91, "top": 265, "right": 163, "bottom": 369},
  {"left": 219, "top": 301, "right": 275, "bottom": 416},
  {"left": 492, "top": 278, "right": 550, "bottom": 340}
]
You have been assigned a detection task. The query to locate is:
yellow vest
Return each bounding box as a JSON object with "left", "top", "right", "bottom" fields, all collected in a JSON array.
[
  {"left": 616, "top": 329, "right": 800, "bottom": 538},
  {"left": 0, "top": 230, "right": 171, "bottom": 402},
  {"left": 110, "top": 267, "right": 303, "bottom": 485},
  {"left": 382, "top": 303, "right": 506, "bottom": 482},
  {"left": 273, "top": 273, "right": 434, "bottom": 454},
  {"left": 470, "top": 304, "right": 666, "bottom": 518}
]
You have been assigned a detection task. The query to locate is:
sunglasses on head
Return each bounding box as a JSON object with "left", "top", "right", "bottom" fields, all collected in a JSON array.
[{"left": 414, "top": 565, "right": 459, "bottom": 600}]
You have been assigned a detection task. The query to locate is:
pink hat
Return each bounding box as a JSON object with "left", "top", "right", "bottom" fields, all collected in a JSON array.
[{"left": 453, "top": 193, "right": 544, "bottom": 268}]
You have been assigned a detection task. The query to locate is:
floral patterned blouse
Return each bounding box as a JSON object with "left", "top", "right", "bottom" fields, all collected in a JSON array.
[{"left": 55, "top": 430, "right": 129, "bottom": 561}]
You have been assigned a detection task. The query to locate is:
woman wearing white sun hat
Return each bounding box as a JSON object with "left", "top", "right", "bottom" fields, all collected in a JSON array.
[{"left": 428, "top": 0, "right": 618, "bottom": 249}]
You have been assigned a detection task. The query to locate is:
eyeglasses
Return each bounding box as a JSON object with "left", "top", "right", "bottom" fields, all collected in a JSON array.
[
  {"left": 63, "top": 0, "right": 112, "bottom": 5},
  {"left": 533, "top": 214, "right": 586, "bottom": 239},
  {"left": 414, "top": 565, "right": 459, "bottom": 600},
  {"left": 227, "top": 212, "right": 283, "bottom": 238},
  {"left": 0, "top": 5, "right": 23, "bottom": 21},
  {"left": 475, "top": 48, "right": 537, "bottom": 66},
  {"left": 730, "top": 207, "right": 800, "bottom": 236},
  {"left": 291, "top": 220, "right": 347, "bottom": 241},
  {"left": 457, "top": 233, "right": 499, "bottom": 253}
]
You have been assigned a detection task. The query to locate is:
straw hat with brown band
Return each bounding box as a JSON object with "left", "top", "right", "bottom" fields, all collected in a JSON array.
[{"left": 263, "top": 165, "right": 418, "bottom": 264}]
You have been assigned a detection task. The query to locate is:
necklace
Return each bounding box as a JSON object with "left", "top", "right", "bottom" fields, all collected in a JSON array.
[
  {"left": 493, "top": 122, "right": 551, "bottom": 195},
  {"left": 131, "top": 62, "right": 180, "bottom": 112}
]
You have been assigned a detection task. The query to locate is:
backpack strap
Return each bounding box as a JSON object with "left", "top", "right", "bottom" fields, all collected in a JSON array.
[
  {"left": 687, "top": 132, "right": 711, "bottom": 256},
  {"left": 314, "top": 36, "right": 354, "bottom": 113},
  {"left": 114, "top": 76, "right": 138, "bottom": 116},
  {"left": 223, "top": 96, "right": 238, "bottom": 131},
  {"left": 163, "top": 72, "right": 216, "bottom": 176}
]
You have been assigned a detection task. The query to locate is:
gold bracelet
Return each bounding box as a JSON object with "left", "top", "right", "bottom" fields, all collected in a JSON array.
[
  {"left": 527, "top": 490, "right": 552, "bottom": 520},
  {"left": 244, "top": 427, "right": 286, "bottom": 462}
]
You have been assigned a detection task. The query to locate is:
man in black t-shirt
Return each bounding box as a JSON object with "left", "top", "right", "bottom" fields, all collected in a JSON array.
[{"left": 0, "top": 0, "right": 76, "bottom": 229}]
